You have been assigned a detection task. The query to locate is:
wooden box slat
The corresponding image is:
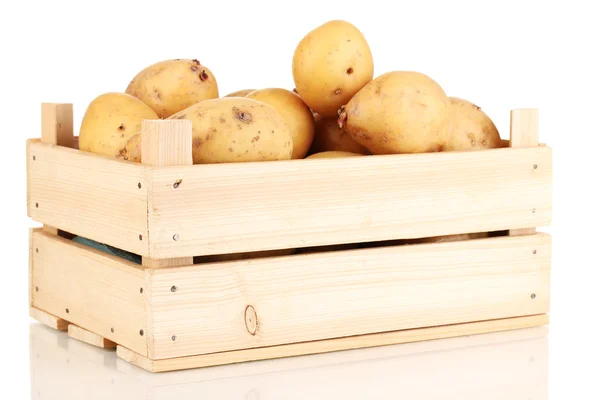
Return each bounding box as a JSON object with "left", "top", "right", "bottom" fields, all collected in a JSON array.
[
  {"left": 146, "top": 233, "right": 550, "bottom": 360},
  {"left": 30, "top": 230, "right": 148, "bottom": 355},
  {"left": 27, "top": 140, "right": 149, "bottom": 256},
  {"left": 147, "top": 146, "right": 552, "bottom": 258}
]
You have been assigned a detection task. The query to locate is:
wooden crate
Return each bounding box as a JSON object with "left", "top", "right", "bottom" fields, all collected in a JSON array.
[{"left": 27, "top": 103, "right": 552, "bottom": 372}]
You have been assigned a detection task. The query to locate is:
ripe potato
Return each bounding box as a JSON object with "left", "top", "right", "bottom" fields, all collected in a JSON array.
[
  {"left": 246, "top": 88, "right": 315, "bottom": 159},
  {"left": 118, "top": 133, "right": 141, "bottom": 162},
  {"left": 168, "top": 97, "right": 293, "bottom": 164},
  {"left": 126, "top": 59, "right": 218, "bottom": 118},
  {"left": 339, "top": 71, "right": 451, "bottom": 154},
  {"left": 79, "top": 92, "right": 158, "bottom": 158},
  {"left": 445, "top": 97, "right": 502, "bottom": 151},
  {"left": 310, "top": 114, "right": 370, "bottom": 155},
  {"left": 292, "top": 20, "right": 374, "bottom": 117},
  {"left": 305, "top": 151, "right": 363, "bottom": 159},
  {"left": 225, "top": 89, "right": 256, "bottom": 97}
]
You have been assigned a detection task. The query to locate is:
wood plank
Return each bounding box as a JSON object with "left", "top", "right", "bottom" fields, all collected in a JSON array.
[
  {"left": 30, "top": 307, "right": 69, "bottom": 331},
  {"left": 510, "top": 108, "right": 540, "bottom": 236},
  {"left": 31, "top": 230, "right": 148, "bottom": 355},
  {"left": 26, "top": 140, "right": 149, "bottom": 256},
  {"left": 41, "top": 103, "right": 74, "bottom": 235},
  {"left": 118, "top": 314, "right": 549, "bottom": 372},
  {"left": 68, "top": 325, "right": 117, "bottom": 349},
  {"left": 141, "top": 120, "right": 193, "bottom": 268},
  {"left": 147, "top": 146, "right": 552, "bottom": 258},
  {"left": 147, "top": 233, "right": 551, "bottom": 359}
]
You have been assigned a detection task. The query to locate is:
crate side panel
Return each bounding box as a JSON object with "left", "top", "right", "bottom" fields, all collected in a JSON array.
[
  {"left": 148, "top": 233, "right": 551, "bottom": 359},
  {"left": 27, "top": 140, "right": 149, "bottom": 255},
  {"left": 31, "top": 231, "right": 148, "bottom": 355},
  {"left": 148, "top": 146, "right": 552, "bottom": 258}
]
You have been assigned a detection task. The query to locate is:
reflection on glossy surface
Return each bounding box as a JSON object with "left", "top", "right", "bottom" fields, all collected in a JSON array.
[{"left": 30, "top": 322, "right": 548, "bottom": 399}]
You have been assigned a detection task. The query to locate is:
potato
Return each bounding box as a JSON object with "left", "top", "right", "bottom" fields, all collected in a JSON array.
[
  {"left": 118, "top": 133, "right": 141, "bottom": 162},
  {"left": 126, "top": 59, "right": 218, "bottom": 118},
  {"left": 310, "top": 114, "right": 370, "bottom": 155},
  {"left": 79, "top": 92, "right": 158, "bottom": 158},
  {"left": 338, "top": 71, "right": 451, "bottom": 154},
  {"left": 305, "top": 151, "right": 363, "bottom": 159},
  {"left": 246, "top": 88, "right": 315, "bottom": 159},
  {"left": 292, "top": 20, "right": 374, "bottom": 117},
  {"left": 195, "top": 248, "right": 295, "bottom": 263},
  {"left": 168, "top": 97, "right": 293, "bottom": 164},
  {"left": 445, "top": 97, "right": 502, "bottom": 151},
  {"left": 224, "top": 89, "right": 256, "bottom": 97}
]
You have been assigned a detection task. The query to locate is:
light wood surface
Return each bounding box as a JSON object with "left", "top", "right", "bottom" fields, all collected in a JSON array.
[
  {"left": 147, "top": 146, "right": 552, "bottom": 258},
  {"left": 27, "top": 140, "right": 149, "bottom": 255},
  {"left": 141, "top": 120, "right": 193, "bottom": 268},
  {"left": 31, "top": 230, "right": 148, "bottom": 355},
  {"left": 510, "top": 108, "right": 540, "bottom": 236},
  {"left": 30, "top": 307, "right": 69, "bottom": 331},
  {"left": 118, "top": 314, "right": 549, "bottom": 372},
  {"left": 146, "top": 233, "right": 550, "bottom": 359},
  {"left": 68, "top": 325, "right": 117, "bottom": 349},
  {"left": 40, "top": 103, "right": 74, "bottom": 235}
]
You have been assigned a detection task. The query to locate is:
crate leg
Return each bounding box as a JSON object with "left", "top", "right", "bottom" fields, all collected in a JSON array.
[
  {"left": 40, "top": 103, "right": 74, "bottom": 235},
  {"left": 509, "top": 108, "right": 539, "bottom": 237},
  {"left": 117, "top": 314, "right": 549, "bottom": 373},
  {"left": 68, "top": 325, "right": 116, "bottom": 349},
  {"left": 30, "top": 307, "right": 69, "bottom": 332},
  {"left": 141, "top": 119, "right": 193, "bottom": 268}
]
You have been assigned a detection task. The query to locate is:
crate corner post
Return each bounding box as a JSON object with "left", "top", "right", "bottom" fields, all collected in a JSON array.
[{"left": 141, "top": 118, "right": 193, "bottom": 268}]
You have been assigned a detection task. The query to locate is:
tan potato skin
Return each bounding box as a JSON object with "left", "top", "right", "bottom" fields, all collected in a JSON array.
[
  {"left": 118, "top": 133, "right": 141, "bottom": 162},
  {"left": 79, "top": 92, "right": 158, "bottom": 158},
  {"left": 224, "top": 89, "right": 256, "bottom": 97},
  {"left": 246, "top": 88, "right": 315, "bottom": 159},
  {"left": 310, "top": 114, "right": 370, "bottom": 155},
  {"left": 292, "top": 20, "right": 374, "bottom": 117},
  {"left": 305, "top": 151, "right": 363, "bottom": 159},
  {"left": 168, "top": 97, "right": 293, "bottom": 164},
  {"left": 126, "top": 59, "right": 218, "bottom": 118},
  {"left": 445, "top": 97, "right": 502, "bottom": 151},
  {"left": 341, "top": 71, "right": 451, "bottom": 154}
]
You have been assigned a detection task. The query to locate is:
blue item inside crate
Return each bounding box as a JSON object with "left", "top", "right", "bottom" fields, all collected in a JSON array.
[{"left": 72, "top": 236, "right": 142, "bottom": 264}]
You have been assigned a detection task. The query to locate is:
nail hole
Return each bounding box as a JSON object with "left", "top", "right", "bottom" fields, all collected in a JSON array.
[
  {"left": 65, "top": 308, "right": 69, "bottom": 314},
  {"left": 33, "top": 156, "right": 36, "bottom": 161},
  {"left": 532, "top": 208, "right": 536, "bottom": 213},
  {"left": 173, "top": 234, "right": 180, "bottom": 241},
  {"left": 172, "top": 335, "right": 177, "bottom": 341},
  {"left": 533, "top": 164, "right": 538, "bottom": 169},
  {"left": 346, "top": 67, "right": 354, "bottom": 75},
  {"left": 111, "top": 328, "right": 114, "bottom": 333},
  {"left": 171, "top": 286, "right": 177, "bottom": 293},
  {"left": 139, "top": 329, "right": 144, "bottom": 336},
  {"left": 138, "top": 182, "right": 142, "bottom": 189},
  {"left": 36, "top": 248, "right": 38, "bottom": 253},
  {"left": 533, "top": 249, "right": 537, "bottom": 254},
  {"left": 139, "top": 234, "right": 143, "bottom": 241},
  {"left": 35, "top": 203, "right": 39, "bottom": 208},
  {"left": 118, "top": 124, "right": 125, "bottom": 131},
  {"left": 173, "top": 179, "right": 182, "bottom": 188},
  {"left": 531, "top": 293, "right": 536, "bottom": 299},
  {"left": 140, "top": 288, "right": 144, "bottom": 294},
  {"left": 35, "top": 286, "right": 39, "bottom": 292}
]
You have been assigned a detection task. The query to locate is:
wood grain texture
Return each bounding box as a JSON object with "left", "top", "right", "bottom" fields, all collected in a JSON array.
[
  {"left": 147, "top": 146, "right": 552, "bottom": 258},
  {"left": 510, "top": 108, "right": 540, "bottom": 236},
  {"left": 31, "top": 230, "right": 148, "bottom": 355},
  {"left": 27, "top": 140, "right": 149, "bottom": 255},
  {"left": 68, "top": 325, "right": 117, "bottom": 349},
  {"left": 146, "top": 233, "right": 551, "bottom": 359},
  {"left": 119, "top": 314, "right": 549, "bottom": 372},
  {"left": 30, "top": 307, "right": 69, "bottom": 331},
  {"left": 141, "top": 120, "right": 193, "bottom": 268}
]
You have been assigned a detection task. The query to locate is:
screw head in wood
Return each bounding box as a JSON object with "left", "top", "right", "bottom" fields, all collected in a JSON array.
[
  {"left": 140, "top": 288, "right": 144, "bottom": 294},
  {"left": 173, "top": 234, "right": 180, "bottom": 241},
  {"left": 65, "top": 308, "right": 69, "bottom": 314},
  {"left": 532, "top": 208, "right": 536, "bottom": 213},
  {"left": 111, "top": 328, "right": 114, "bottom": 333},
  {"left": 35, "top": 203, "right": 39, "bottom": 208},
  {"left": 139, "top": 329, "right": 144, "bottom": 336},
  {"left": 531, "top": 293, "right": 536, "bottom": 299},
  {"left": 245, "top": 305, "right": 258, "bottom": 336},
  {"left": 170, "top": 286, "right": 177, "bottom": 293},
  {"left": 533, "top": 249, "right": 537, "bottom": 254},
  {"left": 139, "top": 234, "right": 143, "bottom": 241},
  {"left": 35, "top": 286, "right": 39, "bottom": 292},
  {"left": 33, "top": 156, "right": 36, "bottom": 161},
  {"left": 173, "top": 179, "right": 182, "bottom": 189},
  {"left": 172, "top": 335, "right": 177, "bottom": 341},
  {"left": 138, "top": 182, "right": 142, "bottom": 189},
  {"left": 533, "top": 164, "right": 538, "bottom": 169},
  {"left": 36, "top": 248, "right": 38, "bottom": 253}
]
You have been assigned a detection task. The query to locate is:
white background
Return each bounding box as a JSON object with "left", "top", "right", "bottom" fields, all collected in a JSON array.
[{"left": 1, "top": 0, "right": 599, "bottom": 397}]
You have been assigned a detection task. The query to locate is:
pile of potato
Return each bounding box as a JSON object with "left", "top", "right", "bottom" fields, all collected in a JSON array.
[{"left": 78, "top": 19, "right": 502, "bottom": 166}]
